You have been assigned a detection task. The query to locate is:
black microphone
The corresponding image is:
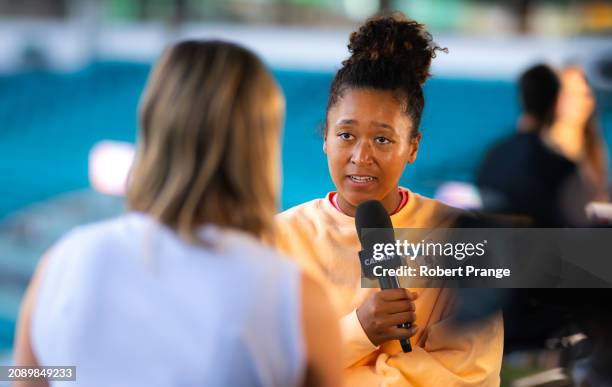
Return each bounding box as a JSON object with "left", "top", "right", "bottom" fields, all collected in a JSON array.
[{"left": 355, "top": 200, "right": 412, "bottom": 353}]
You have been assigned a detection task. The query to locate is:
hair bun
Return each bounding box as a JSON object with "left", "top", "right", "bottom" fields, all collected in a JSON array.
[{"left": 345, "top": 12, "right": 446, "bottom": 85}]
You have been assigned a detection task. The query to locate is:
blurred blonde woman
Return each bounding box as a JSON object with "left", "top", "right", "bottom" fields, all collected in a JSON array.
[
  {"left": 13, "top": 40, "right": 341, "bottom": 387},
  {"left": 550, "top": 66, "right": 609, "bottom": 201}
]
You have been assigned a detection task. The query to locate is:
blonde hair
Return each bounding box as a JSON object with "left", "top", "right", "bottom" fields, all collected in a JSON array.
[{"left": 127, "top": 40, "right": 284, "bottom": 241}]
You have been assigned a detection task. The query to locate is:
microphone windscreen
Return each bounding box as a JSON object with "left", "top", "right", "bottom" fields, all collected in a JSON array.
[
  {"left": 355, "top": 200, "right": 401, "bottom": 279},
  {"left": 355, "top": 200, "right": 394, "bottom": 246},
  {"left": 355, "top": 200, "right": 395, "bottom": 248}
]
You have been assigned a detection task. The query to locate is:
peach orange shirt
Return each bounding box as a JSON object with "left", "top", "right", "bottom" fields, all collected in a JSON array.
[{"left": 275, "top": 189, "right": 503, "bottom": 386}]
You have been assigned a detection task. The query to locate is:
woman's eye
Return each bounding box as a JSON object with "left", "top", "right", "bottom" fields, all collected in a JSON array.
[
  {"left": 338, "top": 132, "right": 354, "bottom": 140},
  {"left": 375, "top": 136, "right": 391, "bottom": 144}
]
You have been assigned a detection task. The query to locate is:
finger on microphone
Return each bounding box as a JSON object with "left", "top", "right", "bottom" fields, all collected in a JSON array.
[
  {"left": 386, "top": 312, "right": 416, "bottom": 327},
  {"left": 383, "top": 300, "right": 415, "bottom": 314},
  {"left": 406, "top": 290, "right": 418, "bottom": 301},
  {"left": 380, "top": 288, "right": 411, "bottom": 301}
]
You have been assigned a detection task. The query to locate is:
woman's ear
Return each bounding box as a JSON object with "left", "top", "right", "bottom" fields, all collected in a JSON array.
[
  {"left": 323, "top": 128, "right": 328, "bottom": 154},
  {"left": 407, "top": 132, "right": 422, "bottom": 163}
]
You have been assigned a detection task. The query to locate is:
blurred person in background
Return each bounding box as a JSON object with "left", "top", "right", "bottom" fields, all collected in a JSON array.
[
  {"left": 477, "top": 63, "right": 608, "bottom": 227},
  {"left": 552, "top": 66, "right": 609, "bottom": 202},
  {"left": 477, "top": 63, "right": 612, "bottom": 383},
  {"left": 13, "top": 40, "right": 342, "bottom": 387},
  {"left": 274, "top": 13, "right": 503, "bottom": 387}
]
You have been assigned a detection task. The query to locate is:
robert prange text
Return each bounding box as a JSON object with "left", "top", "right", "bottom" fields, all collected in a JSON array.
[{"left": 373, "top": 265, "right": 511, "bottom": 279}]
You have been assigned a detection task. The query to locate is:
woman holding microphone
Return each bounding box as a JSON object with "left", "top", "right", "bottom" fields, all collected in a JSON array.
[
  {"left": 275, "top": 13, "right": 503, "bottom": 386},
  {"left": 13, "top": 40, "right": 341, "bottom": 387}
]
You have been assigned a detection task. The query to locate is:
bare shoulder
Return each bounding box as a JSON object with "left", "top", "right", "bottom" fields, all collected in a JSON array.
[
  {"left": 13, "top": 253, "right": 53, "bottom": 387},
  {"left": 300, "top": 271, "right": 343, "bottom": 387}
]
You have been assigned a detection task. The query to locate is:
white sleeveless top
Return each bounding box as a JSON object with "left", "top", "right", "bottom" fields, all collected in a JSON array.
[{"left": 31, "top": 212, "right": 304, "bottom": 387}]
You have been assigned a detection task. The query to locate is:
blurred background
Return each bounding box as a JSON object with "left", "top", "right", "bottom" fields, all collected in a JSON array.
[{"left": 0, "top": 0, "right": 611, "bottom": 385}]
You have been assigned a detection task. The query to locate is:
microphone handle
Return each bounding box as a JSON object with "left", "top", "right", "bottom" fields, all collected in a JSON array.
[{"left": 379, "top": 276, "right": 413, "bottom": 353}]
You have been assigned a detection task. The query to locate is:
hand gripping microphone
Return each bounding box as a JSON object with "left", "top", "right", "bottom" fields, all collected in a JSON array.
[{"left": 355, "top": 200, "right": 412, "bottom": 353}]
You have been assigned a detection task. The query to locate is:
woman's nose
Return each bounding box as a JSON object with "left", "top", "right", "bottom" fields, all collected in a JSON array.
[{"left": 350, "top": 140, "right": 374, "bottom": 165}]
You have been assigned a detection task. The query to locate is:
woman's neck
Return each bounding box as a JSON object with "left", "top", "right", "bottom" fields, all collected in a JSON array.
[{"left": 336, "top": 188, "right": 402, "bottom": 217}]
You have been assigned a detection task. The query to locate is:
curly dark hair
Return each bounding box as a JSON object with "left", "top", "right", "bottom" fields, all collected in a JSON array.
[{"left": 327, "top": 12, "right": 446, "bottom": 137}]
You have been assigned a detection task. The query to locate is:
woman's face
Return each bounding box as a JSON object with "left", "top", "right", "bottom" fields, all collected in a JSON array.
[{"left": 324, "top": 88, "right": 420, "bottom": 216}]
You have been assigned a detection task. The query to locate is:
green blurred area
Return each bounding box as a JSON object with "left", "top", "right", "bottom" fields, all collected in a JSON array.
[{"left": 6, "top": 0, "right": 607, "bottom": 34}]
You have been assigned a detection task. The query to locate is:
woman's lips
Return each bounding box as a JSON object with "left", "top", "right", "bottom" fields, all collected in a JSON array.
[{"left": 346, "top": 175, "right": 377, "bottom": 187}]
